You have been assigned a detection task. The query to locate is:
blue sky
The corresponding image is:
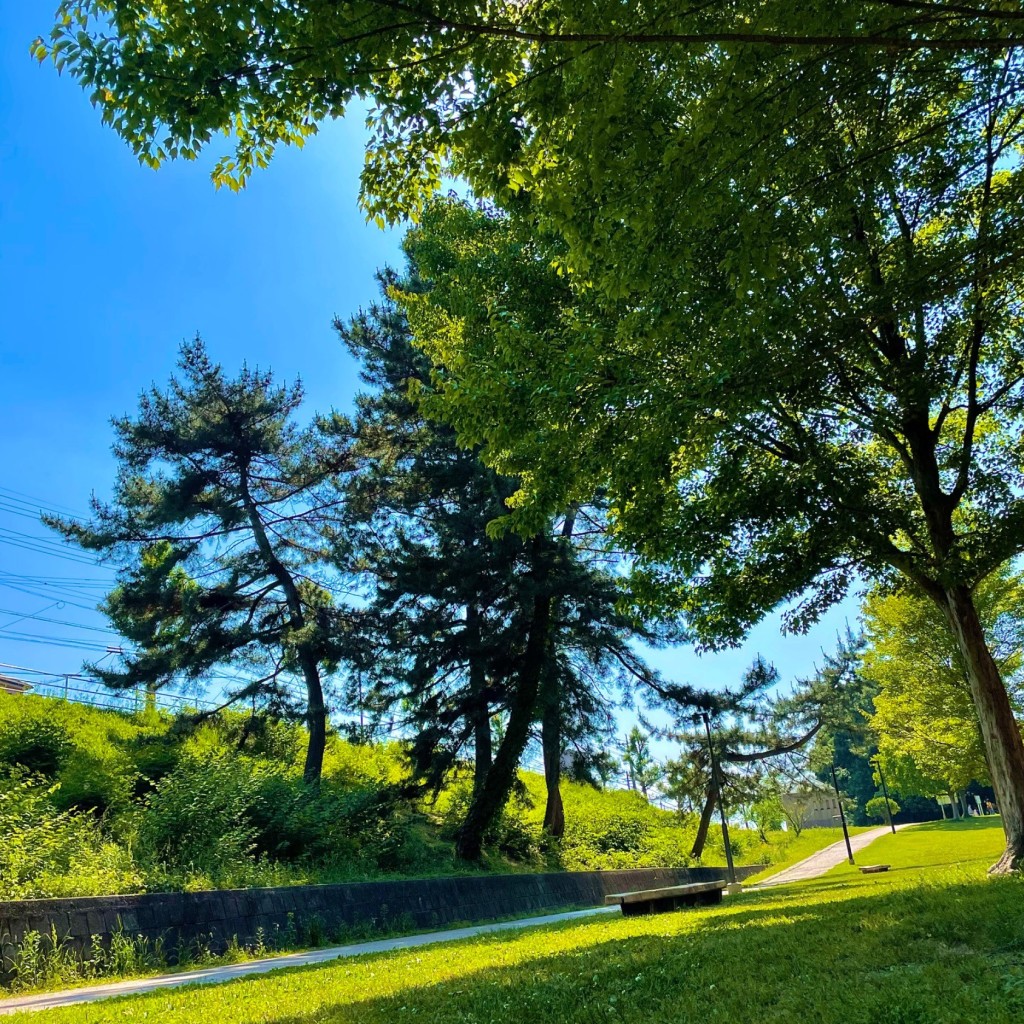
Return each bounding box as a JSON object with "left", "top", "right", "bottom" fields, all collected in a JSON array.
[{"left": 0, "top": 7, "right": 857, "bottom": 735}]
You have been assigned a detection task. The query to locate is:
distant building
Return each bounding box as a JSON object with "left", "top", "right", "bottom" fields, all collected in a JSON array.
[
  {"left": 782, "top": 788, "right": 843, "bottom": 829},
  {"left": 0, "top": 674, "right": 33, "bottom": 695}
]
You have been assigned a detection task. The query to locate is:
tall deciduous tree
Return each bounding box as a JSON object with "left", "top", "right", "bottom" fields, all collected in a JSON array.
[
  {"left": 47, "top": 3, "right": 1024, "bottom": 870},
  {"left": 48, "top": 340, "right": 354, "bottom": 786}
]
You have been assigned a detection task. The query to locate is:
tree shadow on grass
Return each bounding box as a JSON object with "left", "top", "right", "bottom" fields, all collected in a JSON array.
[{"left": 247, "top": 876, "right": 1024, "bottom": 1024}]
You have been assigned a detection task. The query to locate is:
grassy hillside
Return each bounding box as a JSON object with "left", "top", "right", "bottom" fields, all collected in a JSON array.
[
  {"left": 8, "top": 818, "right": 1015, "bottom": 1023},
  {"left": 0, "top": 693, "right": 845, "bottom": 900}
]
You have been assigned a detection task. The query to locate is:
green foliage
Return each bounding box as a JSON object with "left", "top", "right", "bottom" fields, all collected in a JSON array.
[
  {"left": 0, "top": 695, "right": 822, "bottom": 903},
  {"left": 0, "top": 695, "right": 149, "bottom": 814},
  {"left": 864, "top": 572, "right": 1024, "bottom": 795},
  {"left": 620, "top": 727, "right": 663, "bottom": 798},
  {"left": 41, "top": 0, "right": 1024, "bottom": 865},
  {"left": 137, "top": 751, "right": 266, "bottom": 888},
  {"left": 748, "top": 792, "right": 785, "bottom": 838},
  {"left": 47, "top": 339, "right": 356, "bottom": 786},
  {"left": 865, "top": 795, "right": 901, "bottom": 823},
  {"left": 0, "top": 772, "right": 142, "bottom": 900}
]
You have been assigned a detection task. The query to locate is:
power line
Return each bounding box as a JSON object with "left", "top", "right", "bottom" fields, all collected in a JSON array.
[
  {"left": 0, "top": 532, "right": 107, "bottom": 567},
  {"left": 0, "top": 580, "right": 102, "bottom": 611},
  {"left": 0, "top": 485, "right": 88, "bottom": 521},
  {"left": 0, "top": 572, "right": 110, "bottom": 587},
  {"left": 0, "top": 606, "right": 119, "bottom": 636},
  {"left": 0, "top": 629, "right": 122, "bottom": 653}
]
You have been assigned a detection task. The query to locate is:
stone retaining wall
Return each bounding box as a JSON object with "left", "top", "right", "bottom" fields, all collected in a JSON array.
[{"left": 0, "top": 864, "right": 758, "bottom": 970}]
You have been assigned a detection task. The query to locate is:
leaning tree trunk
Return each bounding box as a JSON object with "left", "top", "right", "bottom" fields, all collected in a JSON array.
[
  {"left": 239, "top": 475, "right": 327, "bottom": 788},
  {"left": 467, "top": 605, "right": 492, "bottom": 794},
  {"left": 690, "top": 778, "right": 719, "bottom": 860},
  {"left": 299, "top": 650, "right": 328, "bottom": 788},
  {"left": 541, "top": 672, "right": 565, "bottom": 838},
  {"left": 455, "top": 588, "right": 553, "bottom": 861},
  {"left": 944, "top": 585, "right": 1024, "bottom": 873}
]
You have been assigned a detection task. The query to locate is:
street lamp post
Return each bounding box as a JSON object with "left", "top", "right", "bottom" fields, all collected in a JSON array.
[
  {"left": 702, "top": 712, "right": 737, "bottom": 885},
  {"left": 830, "top": 763, "right": 855, "bottom": 865}
]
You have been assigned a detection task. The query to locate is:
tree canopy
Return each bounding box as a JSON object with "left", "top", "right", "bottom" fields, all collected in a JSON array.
[{"left": 43, "top": 0, "right": 1024, "bottom": 869}]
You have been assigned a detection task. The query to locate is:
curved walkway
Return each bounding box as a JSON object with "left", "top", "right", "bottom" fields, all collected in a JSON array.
[{"left": 751, "top": 822, "right": 913, "bottom": 888}]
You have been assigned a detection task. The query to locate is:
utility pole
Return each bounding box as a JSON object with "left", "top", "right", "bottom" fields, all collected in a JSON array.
[
  {"left": 831, "top": 763, "right": 855, "bottom": 865},
  {"left": 703, "top": 712, "right": 737, "bottom": 885}
]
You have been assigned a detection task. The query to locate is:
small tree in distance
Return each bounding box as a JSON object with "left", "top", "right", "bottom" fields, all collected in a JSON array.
[
  {"left": 865, "top": 795, "right": 901, "bottom": 824},
  {"left": 622, "top": 726, "right": 663, "bottom": 799}
]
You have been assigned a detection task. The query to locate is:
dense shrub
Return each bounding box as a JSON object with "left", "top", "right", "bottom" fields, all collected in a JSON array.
[
  {"left": 0, "top": 695, "right": 784, "bottom": 901},
  {"left": 0, "top": 771, "right": 141, "bottom": 899}
]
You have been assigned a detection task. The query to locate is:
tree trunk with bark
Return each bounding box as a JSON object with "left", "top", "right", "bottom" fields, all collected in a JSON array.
[
  {"left": 690, "top": 777, "right": 719, "bottom": 859},
  {"left": 541, "top": 671, "right": 565, "bottom": 838},
  {"left": 300, "top": 652, "right": 328, "bottom": 788},
  {"left": 466, "top": 605, "right": 492, "bottom": 794},
  {"left": 455, "top": 587, "right": 552, "bottom": 861},
  {"left": 539, "top": 506, "right": 576, "bottom": 839},
  {"left": 240, "top": 473, "right": 327, "bottom": 788},
  {"left": 943, "top": 584, "right": 1024, "bottom": 873}
]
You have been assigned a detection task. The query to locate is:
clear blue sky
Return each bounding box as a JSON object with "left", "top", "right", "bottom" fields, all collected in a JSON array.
[{"left": 0, "top": 6, "right": 857, "bottom": 734}]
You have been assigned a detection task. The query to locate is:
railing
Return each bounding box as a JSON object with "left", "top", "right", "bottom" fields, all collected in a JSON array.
[{"left": 0, "top": 661, "right": 217, "bottom": 714}]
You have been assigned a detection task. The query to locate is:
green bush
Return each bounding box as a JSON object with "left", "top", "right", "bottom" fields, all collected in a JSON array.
[
  {"left": 0, "top": 693, "right": 790, "bottom": 906},
  {"left": 0, "top": 771, "right": 142, "bottom": 899},
  {"left": 136, "top": 751, "right": 265, "bottom": 886},
  {"left": 865, "top": 794, "right": 900, "bottom": 822},
  {"left": 0, "top": 709, "right": 71, "bottom": 776}
]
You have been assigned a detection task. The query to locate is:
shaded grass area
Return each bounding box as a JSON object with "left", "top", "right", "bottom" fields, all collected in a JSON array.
[{"left": 15, "top": 817, "right": 1021, "bottom": 1024}]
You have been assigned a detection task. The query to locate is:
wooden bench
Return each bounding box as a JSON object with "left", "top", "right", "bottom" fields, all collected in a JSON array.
[
  {"left": 859, "top": 864, "right": 890, "bottom": 874},
  {"left": 604, "top": 880, "right": 727, "bottom": 916}
]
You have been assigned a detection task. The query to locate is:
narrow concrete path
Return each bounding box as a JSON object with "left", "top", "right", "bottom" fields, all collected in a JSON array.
[
  {"left": 751, "top": 822, "right": 913, "bottom": 888},
  {"left": 0, "top": 906, "right": 618, "bottom": 1016}
]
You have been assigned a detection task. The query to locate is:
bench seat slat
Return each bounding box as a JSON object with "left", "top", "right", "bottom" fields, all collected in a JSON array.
[{"left": 604, "top": 880, "right": 726, "bottom": 905}]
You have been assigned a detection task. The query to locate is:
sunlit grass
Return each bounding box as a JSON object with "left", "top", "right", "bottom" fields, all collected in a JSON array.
[
  {"left": 740, "top": 824, "right": 874, "bottom": 883},
  {"left": 15, "top": 817, "right": 1021, "bottom": 1023}
]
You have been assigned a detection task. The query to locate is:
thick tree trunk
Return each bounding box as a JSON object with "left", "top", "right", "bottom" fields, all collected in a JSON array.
[
  {"left": 540, "top": 506, "right": 576, "bottom": 840},
  {"left": 943, "top": 585, "right": 1024, "bottom": 873},
  {"left": 300, "top": 652, "right": 327, "bottom": 788},
  {"left": 466, "top": 606, "right": 492, "bottom": 794},
  {"left": 472, "top": 697, "right": 492, "bottom": 794},
  {"left": 455, "top": 589, "right": 552, "bottom": 861},
  {"left": 541, "top": 676, "right": 565, "bottom": 838},
  {"left": 690, "top": 779, "right": 718, "bottom": 860}
]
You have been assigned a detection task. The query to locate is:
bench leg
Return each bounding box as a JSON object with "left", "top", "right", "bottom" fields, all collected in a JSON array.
[
  {"left": 621, "top": 901, "right": 653, "bottom": 917},
  {"left": 694, "top": 889, "right": 723, "bottom": 906}
]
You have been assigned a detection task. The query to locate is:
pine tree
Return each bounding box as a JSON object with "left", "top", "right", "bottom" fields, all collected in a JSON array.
[
  {"left": 48, "top": 340, "right": 355, "bottom": 786},
  {"left": 337, "top": 270, "right": 657, "bottom": 856}
]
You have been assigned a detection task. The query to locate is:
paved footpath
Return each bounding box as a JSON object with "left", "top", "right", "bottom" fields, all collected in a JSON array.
[
  {"left": 0, "top": 906, "right": 619, "bottom": 1016},
  {"left": 751, "top": 822, "right": 913, "bottom": 888}
]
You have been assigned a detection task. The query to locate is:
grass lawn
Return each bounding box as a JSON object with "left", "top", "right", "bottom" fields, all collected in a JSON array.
[
  {"left": 12, "top": 817, "right": 1022, "bottom": 1024},
  {"left": 739, "top": 824, "right": 875, "bottom": 884}
]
